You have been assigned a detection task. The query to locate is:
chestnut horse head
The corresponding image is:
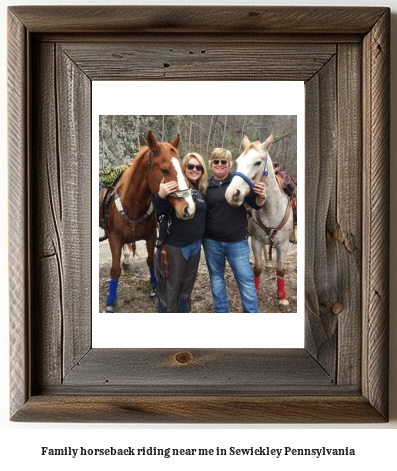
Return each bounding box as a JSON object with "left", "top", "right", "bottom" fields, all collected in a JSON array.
[{"left": 117, "top": 130, "right": 196, "bottom": 220}]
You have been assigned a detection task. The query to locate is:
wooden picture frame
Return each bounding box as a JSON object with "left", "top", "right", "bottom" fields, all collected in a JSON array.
[{"left": 8, "top": 6, "right": 390, "bottom": 423}]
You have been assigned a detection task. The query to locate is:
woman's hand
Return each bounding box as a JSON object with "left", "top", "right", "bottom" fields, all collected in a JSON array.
[
  {"left": 253, "top": 182, "right": 267, "bottom": 205},
  {"left": 158, "top": 178, "right": 178, "bottom": 199}
]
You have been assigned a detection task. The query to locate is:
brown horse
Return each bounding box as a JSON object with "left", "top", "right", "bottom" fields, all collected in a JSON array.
[{"left": 100, "top": 130, "right": 196, "bottom": 313}]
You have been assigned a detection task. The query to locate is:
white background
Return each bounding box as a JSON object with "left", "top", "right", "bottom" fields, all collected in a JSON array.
[
  {"left": 92, "top": 81, "right": 305, "bottom": 348},
  {"left": 1, "top": 1, "right": 396, "bottom": 470}
]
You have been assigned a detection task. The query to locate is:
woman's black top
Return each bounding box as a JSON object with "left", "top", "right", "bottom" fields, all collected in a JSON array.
[
  {"left": 154, "top": 188, "right": 207, "bottom": 247},
  {"left": 204, "top": 173, "right": 261, "bottom": 243}
]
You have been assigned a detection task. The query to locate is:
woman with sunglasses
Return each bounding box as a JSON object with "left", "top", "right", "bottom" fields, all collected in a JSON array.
[
  {"left": 154, "top": 152, "right": 208, "bottom": 313},
  {"left": 203, "top": 148, "right": 266, "bottom": 313}
]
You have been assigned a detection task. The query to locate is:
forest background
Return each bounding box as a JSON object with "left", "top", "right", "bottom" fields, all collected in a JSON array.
[{"left": 99, "top": 115, "right": 297, "bottom": 178}]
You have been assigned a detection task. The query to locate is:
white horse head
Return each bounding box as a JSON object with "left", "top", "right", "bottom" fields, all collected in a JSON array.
[{"left": 225, "top": 134, "right": 274, "bottom": 207}]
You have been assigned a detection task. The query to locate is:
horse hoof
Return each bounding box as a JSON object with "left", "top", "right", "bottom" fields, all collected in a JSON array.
[
  {"left": 278, "top": 299, "right": 290, "bottom": 311},
  {"left": 103, "top": 304, "right": 117, "bottom": 313},
  {"left": 150, "top": 288, "right": 157, "bottom": 298}
]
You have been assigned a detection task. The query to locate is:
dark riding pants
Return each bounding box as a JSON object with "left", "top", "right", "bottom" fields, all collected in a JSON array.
[{"left": 156, "top": 243, "right": 201, "bottom": 313}]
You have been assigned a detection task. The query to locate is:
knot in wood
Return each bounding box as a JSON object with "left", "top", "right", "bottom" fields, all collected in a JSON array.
[
  {"left": 333, "top": 225, "right": 344, "bottom": 244},
  {"left": 174, "top": 351, "right": 194, "bottom": 365},
  {"left": 331, "top": 302, "right": 344, "bottom": 316}
]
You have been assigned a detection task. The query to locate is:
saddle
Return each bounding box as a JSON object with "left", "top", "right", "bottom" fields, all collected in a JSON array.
[
  {"left": 99, "top": 166, "right": 128, "bottom": 230},
  {"left": 99, "top": 187, "right": 113, "bottom": 230}
]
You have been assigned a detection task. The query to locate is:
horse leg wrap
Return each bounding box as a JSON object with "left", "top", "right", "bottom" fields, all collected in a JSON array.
[
  {"left": 149, "top": 267, "right": 156, "bottom": 288},
  {"left": 277, "top": 276, "right": 287, "bottom": 300},
  {"left": 254, "top": 276, "right": 260, "bottom": 294},
  {"left": 106, "top": 278, "right": 119, "bottom": 306}
]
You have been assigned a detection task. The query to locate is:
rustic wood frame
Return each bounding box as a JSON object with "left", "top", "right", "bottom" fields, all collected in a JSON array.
[{"left": 8, "top": 6, "right": 390, "bottom": 423}]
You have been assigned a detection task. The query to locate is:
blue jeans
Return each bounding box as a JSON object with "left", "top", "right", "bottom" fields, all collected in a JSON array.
[
  {"left": 202, "top": 238, "right": 259, "bottom": 313},
  {"left": 181, "top": 239, "right": 202, "bottom": 260}
]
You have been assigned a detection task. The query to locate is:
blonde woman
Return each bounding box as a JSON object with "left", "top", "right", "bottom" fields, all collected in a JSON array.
[
  {"left": 202, "top": 148, "right": 266, "bottom": 313},
  {"left": 154, "top": 152, "right": 208, "bottom": 313}
]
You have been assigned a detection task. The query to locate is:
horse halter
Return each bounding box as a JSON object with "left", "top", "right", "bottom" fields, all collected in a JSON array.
[
  {"left": 234, "top": 157, "right": 269, "bottom": 189},
  {"left": 147, "top": 150, "right": 192, "bottom": 199},
  {"left": 168, "top": 188, "right": 192, "bottom": 198}
]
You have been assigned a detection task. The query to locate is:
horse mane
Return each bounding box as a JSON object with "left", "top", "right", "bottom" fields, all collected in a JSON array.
[
  {"left": 116, "top": 146, "right": 149, "bottom": 200},
  {"left": 275, "top": 174, "right": 285, "bottom": 192},
  {"left": 243, "top": 141, "right": 261, "bottom": 156}
]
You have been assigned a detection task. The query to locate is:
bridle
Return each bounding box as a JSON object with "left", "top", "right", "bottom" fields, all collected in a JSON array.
[
  {"left": 234, "top": 156, "right": 269, "bottom": 189},
  {"left": 147, "top": 150, "right": 192, "bottom": 199}
]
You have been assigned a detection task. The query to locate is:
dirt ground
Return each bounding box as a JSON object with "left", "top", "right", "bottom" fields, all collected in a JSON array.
[{"left": 99, "top": 231, "right": 298, "bottom": 313}]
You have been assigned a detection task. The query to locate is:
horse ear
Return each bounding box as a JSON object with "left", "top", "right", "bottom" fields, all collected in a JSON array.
[
  {"left": 147, "top": 130, "right": 160, "bottom": 153},
  {"left": 242, "top": 133, "right": 250, "bottom": 148},
  {"left": 171, "top": 133, "right": 180, "bottom": 149},
  {"left": 261, "top": 134, "right": 274, "bottom": 151}
]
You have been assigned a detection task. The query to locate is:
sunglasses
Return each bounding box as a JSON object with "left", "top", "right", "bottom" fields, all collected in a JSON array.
[
  {"left": 213, "top": 159, "right": 228, "bottom": 165},
  {"left": 186, "top": 163, "right": 203, "bottom": 171}
]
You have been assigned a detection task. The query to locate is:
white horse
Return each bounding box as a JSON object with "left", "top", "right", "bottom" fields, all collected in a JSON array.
[{"left": 225, "top": 134, "right": 294, "bottom": 307}]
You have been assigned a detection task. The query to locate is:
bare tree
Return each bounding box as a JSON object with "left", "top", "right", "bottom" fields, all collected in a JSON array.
[{"left": 206, "top": 115, "right": 214, "bottom": 157}]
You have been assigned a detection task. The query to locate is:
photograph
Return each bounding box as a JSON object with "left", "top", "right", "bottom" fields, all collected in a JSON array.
[{"left": 98, "top": 115, "right": 298, "bottom": 315}]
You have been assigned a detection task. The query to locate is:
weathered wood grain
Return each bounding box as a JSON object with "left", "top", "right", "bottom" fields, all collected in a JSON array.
[
  {"left": 11, "top": 396, "right": 384, "bottom": 424},
  {"left": 59, "top": 42, "right": 336, "bottom": 81},
  {"left": 304, "top": 57, "right": 338, "bottom": 378},
  {"left": 362, "top": 9, "right": 390, "bottom": 419},
  {"left": 31, "top": 41, "right": 92, "bottom": 387},
  {"left": 55, "top": 44, "right": 92, "bottom": 377},
  {"left": 31, "top": 42, "right": 63, "bottom": 388},
  {"left": 335, "top": 44, "right": 363, "bottom": 386},
  {"left": 63, "top": 349, "right": 333, "bottom": 390},
  {"left": 8, "top": 6, "right": 387, "bottom": 34},
  {"left": 8, "top": 9, "right": 30, "bottom": 419},
  {"left": 8, "top": 6, "right": 390, "bottom": 423}
]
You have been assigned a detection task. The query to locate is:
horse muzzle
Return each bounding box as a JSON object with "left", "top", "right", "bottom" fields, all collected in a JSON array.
[
  {"left": 225, "top": 188, "right": 244, "bottom": 207},
  {"left": 173, "top": 198, "right": 196, "bottom": 220},
  {"left": 175, "top": 207, "right": 195, "bottom": 220},
  {"left": 183, "top": 206, "right": 195, "bottom": 219}
]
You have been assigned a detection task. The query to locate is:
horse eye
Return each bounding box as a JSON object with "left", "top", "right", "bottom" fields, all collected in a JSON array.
[
  {"left": 160, "top": 168, "right": 170, "bottom": 175},
  {"left": 254, "top": 161, "right": 262, "bottom": 166}
]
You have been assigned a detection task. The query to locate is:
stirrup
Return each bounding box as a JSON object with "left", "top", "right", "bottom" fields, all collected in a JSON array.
[{"left": 103, "top": 304, "right": 116, "bottom": 313}]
